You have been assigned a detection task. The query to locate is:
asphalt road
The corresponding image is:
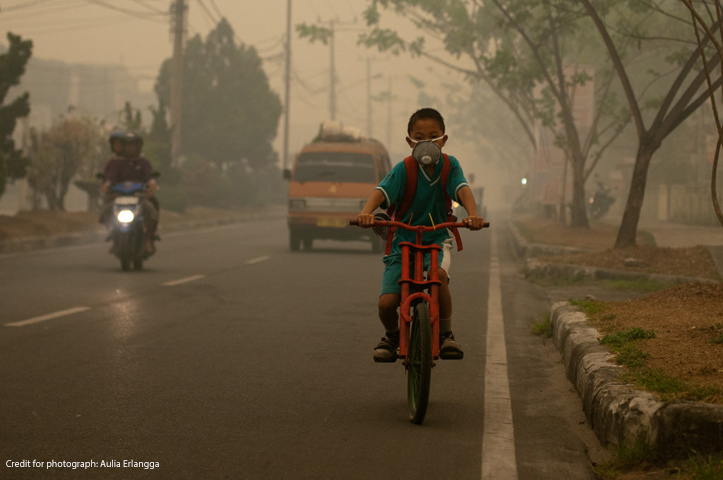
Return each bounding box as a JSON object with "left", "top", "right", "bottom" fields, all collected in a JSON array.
[{"left": 2, "top": 217, "right": 603, "bottom": 479}]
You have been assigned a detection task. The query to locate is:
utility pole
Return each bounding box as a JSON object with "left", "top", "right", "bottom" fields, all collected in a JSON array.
[
  {"left": 17, "top": 117, "right": 29, "bottom": 212},
  {"left": 283, "top": 0, "right": 291, "bottom": 171},
  {"left": 170, "top": 0, "right": 186, "bottom": 168},
  {"left": 329, "top": 19, "right": 336, "bottom": 121},
  {"left": 367, "top": 58, "right": 372, "bottom": 137},
  {"left": 387, "top": 77, "right": 393, "bottom": 149}
]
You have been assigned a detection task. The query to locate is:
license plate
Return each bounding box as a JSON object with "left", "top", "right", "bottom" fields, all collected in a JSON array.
[{"left": 317, "top": 217, "right": 347, "bottom": 228}]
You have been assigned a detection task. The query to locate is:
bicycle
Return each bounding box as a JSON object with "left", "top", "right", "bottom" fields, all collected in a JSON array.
[{"left": 351, "top": 219, "right": 489, "bottom": 424}]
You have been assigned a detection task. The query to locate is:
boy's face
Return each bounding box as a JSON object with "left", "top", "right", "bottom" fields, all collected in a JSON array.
[{"left": 406, "top": 118, "right": 448, "bottom": 149}]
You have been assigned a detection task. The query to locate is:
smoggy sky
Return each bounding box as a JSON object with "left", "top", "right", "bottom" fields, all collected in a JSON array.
[{"left": 1, "top": 1, "right": 479, "bottom": 160}]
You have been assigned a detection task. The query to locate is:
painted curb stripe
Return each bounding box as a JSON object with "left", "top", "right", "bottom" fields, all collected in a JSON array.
[
  {"left": 162, "top": 274, "right": 206, "bottom": 286},
  {"left": 245, "top": 256, "right": 270, "bottom": 265},
  {"left": 481, "top": 230, "right": 518, "bottom": 479},
  {"left": 6, "top": 306, "right": 91, "bottom": 327}
]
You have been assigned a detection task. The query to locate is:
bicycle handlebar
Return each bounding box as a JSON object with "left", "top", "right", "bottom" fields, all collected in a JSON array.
[{"left": 349, "top": 219, "right": 489, "bottom": 231}]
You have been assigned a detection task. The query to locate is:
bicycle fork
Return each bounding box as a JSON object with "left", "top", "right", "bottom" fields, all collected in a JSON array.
[{"left": 398, "top": 241, "right": 442, "bottom": 365}]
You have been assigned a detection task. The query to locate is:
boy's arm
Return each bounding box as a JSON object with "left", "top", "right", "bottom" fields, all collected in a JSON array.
[
  {"left": 457, "top": 186, "right": 485, "bottom": 230},
  {"left": 357, "top": 189, "right": 386, "bottom": 227}
]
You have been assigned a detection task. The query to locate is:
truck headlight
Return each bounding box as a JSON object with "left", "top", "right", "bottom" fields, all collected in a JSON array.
[{"left": 117, "top": 210, "right": 134, "bottom": 223}]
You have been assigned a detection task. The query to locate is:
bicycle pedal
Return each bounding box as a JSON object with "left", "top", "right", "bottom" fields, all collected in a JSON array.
[
  {"left": 439, "top": 351, "right": 464, "bottom": 360},
  {"left": 373, "top": 356, "right": 397, "bottom": 363}
]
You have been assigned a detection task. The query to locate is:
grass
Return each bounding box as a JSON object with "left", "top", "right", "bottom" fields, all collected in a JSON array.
[
  {"left": 532, "top": 314, "right": 552, "bottom": 338},
  {"left": 594, "top": 446, "right": 723, "bottom": 480},
  {"left": 528, "top": 274, "right": 671, "bottom": 292},
  {"left": 568, "top": 297, "right": 605, "bottom": 315}
]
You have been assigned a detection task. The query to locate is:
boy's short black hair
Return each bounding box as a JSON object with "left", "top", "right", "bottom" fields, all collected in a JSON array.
[{"left": 407, "top": 108, "right": 446, "bottom": 135}]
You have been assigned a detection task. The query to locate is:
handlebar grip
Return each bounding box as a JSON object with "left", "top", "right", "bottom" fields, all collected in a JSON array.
[{"left": 349, "top": 220, "right": 359, "bottom": 226}]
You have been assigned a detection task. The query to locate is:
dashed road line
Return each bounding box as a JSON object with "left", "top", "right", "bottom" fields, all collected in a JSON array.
[
  {"left": 481, "top": 230, "right": 518, "bottom": 480},
  {"left": 6, "top": 306, "right": 91, "bottom": 327},
  {"left": 162, "top": 274, "right": 206, "bottom": 287},
  {"left": 245, "top": 256, "right": 270, "bottom": 265}
]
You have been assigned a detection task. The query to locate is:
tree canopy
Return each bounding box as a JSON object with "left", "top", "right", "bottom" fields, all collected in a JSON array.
[
  {"left": 154, "top": 18, "right": 282, "bottom": 171},
  {"left": 0, "top": 32, "right": 32, "bottom": 200},
  {"left": 360, "top": 0, "right": 629, "bottom": 227}
]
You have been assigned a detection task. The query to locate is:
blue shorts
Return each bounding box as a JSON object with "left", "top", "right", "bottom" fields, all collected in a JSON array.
[{"left": 380, "top": 239, "right": 453, "bottom": 296}]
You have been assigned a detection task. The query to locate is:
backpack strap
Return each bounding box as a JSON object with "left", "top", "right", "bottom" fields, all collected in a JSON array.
[
  {"left": 384, "top": 156, "right": 418, "bottom": 255},
  {"left": 440, "top": 154, "right": 463, "bottom": 252}
]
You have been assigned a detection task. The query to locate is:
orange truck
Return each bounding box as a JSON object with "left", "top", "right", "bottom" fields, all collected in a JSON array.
[{"left": 284, "top": 124, "right": 391, "bottom": 252}]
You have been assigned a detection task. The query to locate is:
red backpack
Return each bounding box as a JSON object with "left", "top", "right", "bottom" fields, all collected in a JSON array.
[{"left": 384, "top": 153, "right": 463, "bottom": 255}]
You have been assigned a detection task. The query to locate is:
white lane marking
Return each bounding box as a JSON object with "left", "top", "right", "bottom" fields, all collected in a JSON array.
[
  {"left": 481, "top": 230, "right": 518, "bottom": 480},
  {"left": 6, "top": 306, "right": 91, "bottom": 327},
  {"left": 245, "top": 256, "right": 270, "bottom": 265},
  {"left": 162, "top": 274, "right": 206, "bottom": 286}
]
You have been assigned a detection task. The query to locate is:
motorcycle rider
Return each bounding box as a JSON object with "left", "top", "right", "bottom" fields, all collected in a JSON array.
[{"left": 100, "top": 132, "right": 159, "bottom": 255}]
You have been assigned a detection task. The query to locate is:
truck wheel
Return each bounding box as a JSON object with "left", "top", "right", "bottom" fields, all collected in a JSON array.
[
  {"left": 290, "top": 230, "right": 301, "bottom": 252},
  {"left": 302, "top": 237, "right": 313, "bottom": 251}
]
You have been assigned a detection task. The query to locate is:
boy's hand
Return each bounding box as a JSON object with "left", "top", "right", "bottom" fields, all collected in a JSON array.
[
  {"left": 357, "top": 212, "right": 375, "bottom": 227},
  {"left": 463, "top": 215, "right": 485, "bottom": 230}
]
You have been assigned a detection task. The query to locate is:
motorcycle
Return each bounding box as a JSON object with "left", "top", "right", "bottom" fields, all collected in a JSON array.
[
  {"left": 587, "top": 177, "right": 615, "bottom": 220},
  {"left": 107, "top": 181, "right": 153, "bottom": 271}
]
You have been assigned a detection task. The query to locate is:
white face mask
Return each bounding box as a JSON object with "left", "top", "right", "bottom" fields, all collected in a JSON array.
[{"left": 409, "top": 137, "right": 443, "bottom": 166}]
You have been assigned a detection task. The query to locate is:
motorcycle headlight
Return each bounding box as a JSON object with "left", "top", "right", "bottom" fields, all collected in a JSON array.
[{"left": 117, "top": 210, "right": 135, "bottom": 223}]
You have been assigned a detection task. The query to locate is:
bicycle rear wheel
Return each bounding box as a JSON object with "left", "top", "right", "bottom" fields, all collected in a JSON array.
[{"left": 407, "top": 302, "right": 432, "bottom": 424}]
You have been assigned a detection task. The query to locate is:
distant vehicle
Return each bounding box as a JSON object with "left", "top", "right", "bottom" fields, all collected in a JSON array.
[
  {"left": 284, "top": 122, "right": 391, "bottom": 252},
  {"left": 453, "top": 186, "right": 486, "bottom": 221},
  {"left": 105, "top": 180, "right": 156, "bottom": 271},
  {"left": 587, "top": 176, "right": 615, "bottom": 220}
]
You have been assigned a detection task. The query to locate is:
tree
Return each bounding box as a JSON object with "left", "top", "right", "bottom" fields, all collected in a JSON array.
[
  {"left": 0, "top": 32, "right": 32, "bottom": 200},
  {"left": 27, "top": 116, "right": 105, "bottom": 211},
  {"left": 154, "top": 18, "right": 282, "bottom": 171},
  {"left": 357, "top": 0, "right": 630, "bottom": 228},
  {"left": 580, "top": 0, "right": 723, "bottom": 247}
]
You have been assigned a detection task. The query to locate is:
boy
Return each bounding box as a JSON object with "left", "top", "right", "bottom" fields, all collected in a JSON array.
[{"left": 356, "top": 108, "right": 485, "bottom": 362}]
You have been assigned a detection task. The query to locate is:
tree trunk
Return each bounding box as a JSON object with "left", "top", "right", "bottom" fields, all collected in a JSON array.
[
  {"left": 570, "top": 149, "right": 590, "bottom": 228},
  {"left": 614, "top": 138, "right": 658, "bottom": 248}
]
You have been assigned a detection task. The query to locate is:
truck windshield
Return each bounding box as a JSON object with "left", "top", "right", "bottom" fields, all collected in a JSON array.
[{"left": 294, "top": 152, "right": 375, "bottom": 183}]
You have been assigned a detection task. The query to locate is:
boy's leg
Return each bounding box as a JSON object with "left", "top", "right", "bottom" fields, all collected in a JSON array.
[
  {"left": 378, "top": 293, "right": 401, "bottom": 332},
  {"left": 374, "top": 293, "right": 400, "bottom": 362},
  {"left": 438, "top": 268, "right": 452, "bottom": 322},
  {"left": 438, "top": 248, "right": 464, "bottom": 359}
]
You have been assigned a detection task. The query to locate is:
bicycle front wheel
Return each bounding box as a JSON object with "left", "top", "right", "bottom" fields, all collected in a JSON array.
[{"left": 407, "top": 302, "right": 432, "bottom": 424}]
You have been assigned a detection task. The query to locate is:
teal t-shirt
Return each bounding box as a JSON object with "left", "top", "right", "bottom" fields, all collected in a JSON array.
[{"left": 375, "top": 154, "right": 468, "bottom": 254}]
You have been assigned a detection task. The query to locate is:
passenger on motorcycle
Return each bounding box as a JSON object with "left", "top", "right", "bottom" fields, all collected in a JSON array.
[{"left": 99, "top": 132, "right": 159, "bottom": 254}]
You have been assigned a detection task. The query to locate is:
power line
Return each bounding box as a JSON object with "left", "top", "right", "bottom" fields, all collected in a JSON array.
[
  {"left": 81, "top": 0, "right": 166, "bottom": 23},
  {"left": 195, "top": 0, "right": 216, "bottom": 29},
  {"left": 207, "top": 0, "right": 222, "bottom": 20},
  {"left": 0, "top": 1, "right": 89, "bottom": 22},
  {"left": 0, "top": 0, "right": 55, "bottom": 12},
  {"left": 130, "top": 0, "right": 166, "bottom": 15}
]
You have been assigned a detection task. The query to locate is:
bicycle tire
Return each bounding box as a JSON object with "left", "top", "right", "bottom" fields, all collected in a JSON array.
[{"left": 407, "top": 302, "right": 432, "bottom": 424}]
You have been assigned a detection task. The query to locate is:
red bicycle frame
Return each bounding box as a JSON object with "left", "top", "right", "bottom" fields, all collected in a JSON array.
[{"left": 353, "top": 219, "right": 478, "bottom": 362}]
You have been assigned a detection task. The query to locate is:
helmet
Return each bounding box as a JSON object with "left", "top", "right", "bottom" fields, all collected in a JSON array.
[
  {"left": 122, "top": 131, "right": 144, "bottom": 148},
  {"left": 109, "top": 130, "right": 124, "bottom": 146}
]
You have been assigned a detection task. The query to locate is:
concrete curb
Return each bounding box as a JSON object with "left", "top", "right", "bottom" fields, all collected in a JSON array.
[
  {"left": 551, "top": 302, "right": 723, "bottom": 455},
  {"left": 508, "top": 219, "right": 719, "bottom": 284},
  {"left": 508, "top": 220, "right": 589, "bottom": 258},
  {"left": 0, "top": 209, "right": 286, "bottom": 255},
  {"left": 525, "top": 258, "right": 718, "bottom": 285}
]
